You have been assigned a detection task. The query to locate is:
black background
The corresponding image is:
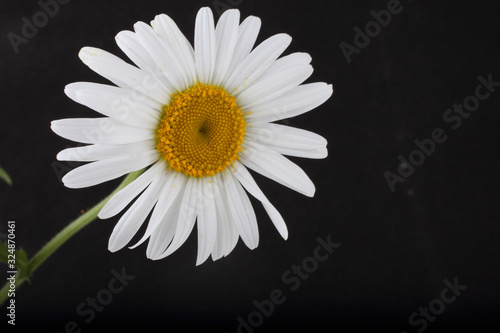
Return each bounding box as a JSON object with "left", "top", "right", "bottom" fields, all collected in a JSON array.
[{"left": 1, "top": 0, "right": 499, "bottom": 331}]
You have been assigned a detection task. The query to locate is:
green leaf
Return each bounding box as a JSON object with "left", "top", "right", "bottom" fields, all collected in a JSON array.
[
  {"left": 0, "top": 166, "right": 12, "bottom": 185},
  {"left": 16, "top": 248, "right": 28, "bottom": 270},
  {"left": 0, "top": 242, "right": 30, "bottom": 281},
  {"left": 16, "top": 248, "right": 30, "bottom": 283}
]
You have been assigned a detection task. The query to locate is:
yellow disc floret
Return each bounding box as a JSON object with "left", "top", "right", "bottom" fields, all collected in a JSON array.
[{"left": 156, "top": 83, "right": 246, "bottom": 178}]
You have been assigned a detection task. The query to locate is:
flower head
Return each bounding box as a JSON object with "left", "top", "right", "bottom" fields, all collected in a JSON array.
[{"left": 51, "top": 7, "right": 333, "bottom": 265}]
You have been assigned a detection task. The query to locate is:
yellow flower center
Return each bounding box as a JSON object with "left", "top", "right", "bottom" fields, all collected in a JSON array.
[{"left": 156, "top": 83, "right": 246, "bottom": 178}]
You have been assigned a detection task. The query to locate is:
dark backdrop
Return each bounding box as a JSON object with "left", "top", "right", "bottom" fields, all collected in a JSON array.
[{"left": 1, "top": 0, "right": 499, "bottom": 331}]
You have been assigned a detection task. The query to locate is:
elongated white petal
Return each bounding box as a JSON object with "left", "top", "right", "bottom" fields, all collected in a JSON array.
[
  {"left": 195, "top": 178, "right": 217, "bottom": 265},
  {"left": 225, "top": 212, "right": 239, "bottom": 256},
  {"left": 224, "top": 16, "right": 261, "bottom": 82},
  {"left": 225, "top": 33, "right": 292, "bottom": 94},
  {"left": 212, "top": 9, "right": 240, "bottom": 86},
  {"left": 146, "top": 194, "right": 181, "bottom": 259},
  {"left": 108, "top": 171, "right": 167, "bottom": 252},
  {"left": 151, "top": 14, "right": 197, "bottom": 85},
  {"left": 75, "top": 86, "right": 160, "bottom": 128},
  {"left": 237, "top": 64, "right": 313, "bottom": 109},
  {"left": 57, "top": 140, "right": 155, "bottom": 162},
  {"left": 115, "top": 30, "right": 158, "bottom": 74},
  {"left": 240, "top": 141, "right": 315, "bottom": 197},
  {"left": 79, "top": 47, "right": 169, "bottom": 107},
  {"left": 246, "top": 83, "right": 333, "bottom": 123},
  {"left": 221, "top": 178, "right": 239, "bottom": 257},
  {"left": 195, "top": 7, "right": 216, "bottom": 84},
  {"left": 154, "top": 178, "right": 198, "bottom": 260},
  {"left": 222, "top": 171, "right": 259, "bottom": 249},
  {"left": 231, "top": 161, "right": 288, "bottom": 239},
  {"left": 211, "top": 173, "right": 240, "bottom": 260},
  {"left": 134, "top": 21, "right": 191, "bottom": 91},
  {"left": 246, "top": 123, "right": 328, "bottom": 159},
  {"left": 129, "top": 172, "right": 187, "bottom": 249},
  {"left": 65, "top": 82, "right": 160, "bottom": 129},
  {"left": 62, "top": 150, "right": 159, "bottom": 189},
  {"left": 51, "top": 118, "right": 153, "bottom": 145},
  {"left": 99, "top": 161, "right": 166, "bottom": 219},
  {"left": 237, "top": 53, "right": 312, "bottom": 108},
  {"left": 264, "top": 146, "right": 327, "bottom": 159},
  {"left": 259, "top": 52, "right": 311, "bottom": 78},
  {"left": 211, "top": 177, "right": 233, "bottom": 261}
]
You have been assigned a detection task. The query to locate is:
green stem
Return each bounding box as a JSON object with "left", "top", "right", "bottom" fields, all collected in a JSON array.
[{"left": 0, "top": 170, "right": 144, "bottom": 305}]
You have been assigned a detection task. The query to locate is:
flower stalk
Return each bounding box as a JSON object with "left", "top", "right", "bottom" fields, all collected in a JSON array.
[{"left": 0, "top": 170, "right": 144, "bottom": 305}]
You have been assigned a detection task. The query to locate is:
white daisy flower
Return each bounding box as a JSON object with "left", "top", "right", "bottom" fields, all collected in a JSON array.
[{"left": 51, "top": 7, "right": 333, "bottom": 265}]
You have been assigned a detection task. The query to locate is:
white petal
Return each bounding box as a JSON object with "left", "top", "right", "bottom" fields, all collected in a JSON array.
[
  {"left": 78, "top": 47, "right": 169, "bottom": 106},
  {"left": 262, "top": 146, "right": 327, "bottom": 159},
  {"left": 211, "top": 179, "right": 230, "bottom": 260},
  {"left": 231, "top": 161, "right": 288, "bottom": 240},
  {"left": 245, "top": 83, "right": 333, "bottom": 123},
  {"left": 51, "top": 118, "right": 153, "bottom": 145},
  {"left": 62, "top": 150, "right": 159, "bottom": 189},
  {"left": 108, "top": 171, "right": 167, "bottom": 252},
  {"left": 212, "top": 9, "right": 240, "bottom": 86},
  {"left": 154, "top": 178, "right": 198, "bottom": 260},
  {"left": 99, "top": 160, "right": 166, "bottom": 219},
  {"left": 151, "top": 14, "right": 197, "bottom": 86},
  {"left": 237, "top": 52, "right": 312, "bottom": 108},
  {"left": 57, "top": 140, "right": 155, "bottom": 162},
  {"left": 194, "top": 7, "right": 216, "bottom": 84},
  {"left": 246, "top": 123, "right": 327, "bottom": 159},
  {"left": 259, "top": 52, "right": 311, "bottom": 78},
  {"left": 237, "top": 64, "right": 313, "bottom": 110},
  {"left": 225, "top": 33, "right": 292, "bottom": 94},
  {"left": 65, "top": 82, "right": 160, "bottom": 129},
  {"left": 224, "top": 16, "right": 261, "bottom": 82},
  {"left": 195, "top": 178, "right": 217, "bottom": 265},
  {"left": 146, "top": 195, "right": 180, "bottom": 259},
  {"left": 134, "top": 22, "right": 190, "bottom": 91},
  {"left": 115, "top": 30, "right": 158, "bottom": 74},
  {"left": 222, "top": 171, "right": 259, "bottom": 249},
  {"left": 225, "top": 212, "right": 239, "bottom": 256},
  {"left": 211, "top": 173, "right": 239, "bottom": 260},
  {"left": 240, "top": 141, "right": 315, "bottom": 197},
  {"left": 129, "top": 172, "right": 187, "bottom": 249}
]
